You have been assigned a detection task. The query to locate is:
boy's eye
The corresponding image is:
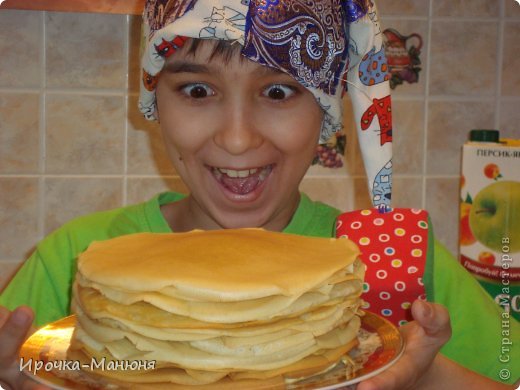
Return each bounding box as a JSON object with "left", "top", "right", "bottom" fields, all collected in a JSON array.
[
  {"left": 263, "top": 84, "right": 296, "bottom": 100},
  {"left": 181, "top": 83, "right": 215, "bottom": 99}
]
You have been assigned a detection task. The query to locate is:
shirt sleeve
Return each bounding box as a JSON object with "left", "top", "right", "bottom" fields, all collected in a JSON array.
[
  {"left": 0, "top": 227, "right": 78, "bottom": 327},
  {"left": 0, "top": 250, "right": 71, "bottom": 327},
  {"left": 432, "top": 240, "right": 519, "bottom": 385},
  {"left": 0, "top": 201, "right": 152, "bottom": 328}
]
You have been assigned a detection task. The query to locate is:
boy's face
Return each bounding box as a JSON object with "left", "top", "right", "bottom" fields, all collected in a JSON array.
[{"left": 155, "top": 40, "right": 323, "bottom": 231}]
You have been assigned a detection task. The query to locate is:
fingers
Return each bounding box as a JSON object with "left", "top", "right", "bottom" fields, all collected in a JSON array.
[
  {"left": 0, "top": 307, "right": 49, "bottom": 390},
  {"left": 0, "top": 306, "right": 9, "bottom": 328},
  {"left": 356, "top": 368, "right": 401, "bottom": 390},
  {"left": 20, "top": 380, "right": 53, "bottom": 390},
  {"left": 0, "top": 306, "right": 34, "bottom": 363},
  {"left": 411, "top": 300, "right": 451, "bottom": 342},
  {"left": 356, "top": 347, "right": 425, "bottom": 390},
  {"left": 1, "top": 378, "right": 52, "bottom": 390},
  {"left": 358, "top": 302, "right": 453, "bottom": 390}
]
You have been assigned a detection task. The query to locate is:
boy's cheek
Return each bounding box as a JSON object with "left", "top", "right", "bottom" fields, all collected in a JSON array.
[{"left": 263, "top": 117, "right": 321, "bottom": 149}]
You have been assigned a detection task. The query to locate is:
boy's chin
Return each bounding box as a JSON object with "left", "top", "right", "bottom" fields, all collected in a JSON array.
[
  {"left": 187, "top": 188, "right": 300, "bottom": 231},
  {"left": 207, "top": 202, "right": 295, "bottom": 232},
  {"left": 212, "top": 213, "right": 271, "bottom": 231}
]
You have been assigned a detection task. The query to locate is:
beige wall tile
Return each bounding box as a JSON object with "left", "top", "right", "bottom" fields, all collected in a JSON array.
[
  {"left": 425, "top": 178, "right": 460, "bottom": 255},
  {"left": 0, "top": 93, "right": 40, "bottom": 174},
  {"left": 433, "top": 0, "right": 498, "bottom": 17},
  {"left": 352, "top": 177, "right": 373, "bottom": 211},
  {"left": 392, "top": 177, "right": 423, "bottom": 208},
  {"left": 45, "top": 94, "right": 125, "bottom": 174},
  {"left": 0, "top": 260, "right": 26, "bottom": 293},
  {"left": 0, "top": 178, "right": 40, "bottom": 259},
  {"left": 328, "top": 176, "right": 423, "bottom": 210},
  {"left": 499, "top": 100, "right": 520, "bottom": 138},
  {"left": 378, "top": 0, "right": 429, "bottom": 17},
  {"left": 305, "top": 97, "right": 355, "bottom": 177},
  {"left": 44, "top": 177, "right": 122, "bottom": 234},
  {"left": 341, "top": 97, "right": 365, "bottom": 176},
  {"left": 430, "top": 21, "right": 497, "bottom": 96},
  {"left": 427, "top": 101, "right": 495, "bottom": 175},
  {"left": 128, "top": 16, "right": 142, "bottom": 93},
  {"left": 392, "top": 100, "right": 425, "bottom": 175},
  {"left": 127, "top": 96, "right": 177, "bottom": 175},
  {"left": 305, "top": 163, "right": 349, "bottom": 178},
  {"left": 126, "top": 177, "right": 189, "bottom": 205},
  {"left": 505, "top": 0, "right": 520, "bottom": 18},
  {"left": 343, "top": 127, "right": 365, "bottom": 177},
  {"left": 0, "top": 10, "right": 41, "bottom": 88},
  {"left": 502, "top": 22, "right": 520, "bottom": 96},
  {"left": 299, "top": 177, "right": 355, "bottom": 212},
  {"left": 45, "top": 12, "right": 126, "bottom": 89},
  {"left": 303, "top": 160, "right": 388, "bottom": 211}
]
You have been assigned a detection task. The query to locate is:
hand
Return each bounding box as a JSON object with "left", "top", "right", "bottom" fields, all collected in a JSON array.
[
  {"left": 0, "top": 306, "right": 50, "bottom": 390},
  {"left": 357, "top": 299, "right": 451, "bottom": 390}
]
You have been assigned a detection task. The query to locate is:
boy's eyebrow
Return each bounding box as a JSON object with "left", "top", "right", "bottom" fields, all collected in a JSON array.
[
  {"left": 163, "top": 61, "right": 210, "bottom": 74},
  {"left": 162, "top": 60, "right": 285, "bottom": 77}
]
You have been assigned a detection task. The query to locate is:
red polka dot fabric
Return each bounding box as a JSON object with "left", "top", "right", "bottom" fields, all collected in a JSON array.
[{"left": 335, "top": 208, "right": 429, "bottom": 326}]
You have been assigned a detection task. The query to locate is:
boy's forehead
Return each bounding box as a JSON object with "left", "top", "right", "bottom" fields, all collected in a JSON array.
[{"left": 163, "top": 42, "right": 286, "bottom": 77}]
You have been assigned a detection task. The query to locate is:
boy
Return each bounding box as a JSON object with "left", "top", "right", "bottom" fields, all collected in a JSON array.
[{"left": 0, "top": 0, "right": 517, "bottom": 389}]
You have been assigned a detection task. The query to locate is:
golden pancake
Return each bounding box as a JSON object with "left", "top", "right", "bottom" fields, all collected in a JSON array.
[
  {"left": 77, "top": 229, "right": 360, "bottom": 301},
  {"left": 68, "top": 229, "right": 366, "bottom": 386}
]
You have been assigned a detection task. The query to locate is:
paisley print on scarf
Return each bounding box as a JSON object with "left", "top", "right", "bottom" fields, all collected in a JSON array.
[
  {"left": 342, "top": 0, "right": 372, "bottom": 23},
  {"left": 242, "top": 0, "right": 348, "bottom": 95},
  {"left": 145, "top": 0, "right": 198, "bottom": 33}
]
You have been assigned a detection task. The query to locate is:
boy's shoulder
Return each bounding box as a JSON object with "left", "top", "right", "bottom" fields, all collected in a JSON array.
[
  {"left": 37, "top": 195, "right": 161, "bottom": 257},
  {"left": 286, "top": 193, "right": 340, "bottom": 237},
  {"left": 63, "top": 201, "right": 146, "bottom": 235},
  {"left": 59, "top": 191, "right": 186, "bottom": 236}
]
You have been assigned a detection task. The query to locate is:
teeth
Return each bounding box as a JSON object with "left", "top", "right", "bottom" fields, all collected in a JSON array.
[
  {"left": 259, "top": 168, "right": 269, "bottom": 180},
  {"left": 218, "top": 168, "right": 260, "bottom": 178},
  {"left": 224, "top": 169, "right": 238, "bottom": 178}
]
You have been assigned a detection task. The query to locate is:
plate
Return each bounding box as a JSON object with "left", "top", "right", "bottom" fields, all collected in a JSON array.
[{"left": 20, "top": 312, "right": 404, "bottom": 389}]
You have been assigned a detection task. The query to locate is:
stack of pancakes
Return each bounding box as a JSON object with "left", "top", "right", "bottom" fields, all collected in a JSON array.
[{"left": 68, "top": 229, "right": 365, "bottom": 388}]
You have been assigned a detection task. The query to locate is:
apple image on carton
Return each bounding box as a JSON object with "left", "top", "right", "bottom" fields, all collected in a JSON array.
[
  {"left": 469, "top": 181, "right": 520, "bottom": 253},
  {"left": 460, "top": 202, "right": 476, "bottom": 246}
]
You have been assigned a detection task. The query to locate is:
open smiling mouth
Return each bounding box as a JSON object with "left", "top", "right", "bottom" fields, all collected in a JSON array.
[{"left": 210, "top": 165, "right": 274, "bottom": 195}]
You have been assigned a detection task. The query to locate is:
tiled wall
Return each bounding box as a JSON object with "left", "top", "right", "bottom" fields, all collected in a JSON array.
[{"left": 1, "top": 0, "right": 519, "bottom": 290}]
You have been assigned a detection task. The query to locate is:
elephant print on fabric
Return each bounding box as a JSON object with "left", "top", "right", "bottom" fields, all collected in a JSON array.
[{"left": 372, "top": 159, "right": 392, "bottom": 206}]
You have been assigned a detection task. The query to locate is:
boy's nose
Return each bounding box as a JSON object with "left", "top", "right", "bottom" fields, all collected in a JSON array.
[{"left": 213, "top": 103, "right": 263, "bottom": 155}]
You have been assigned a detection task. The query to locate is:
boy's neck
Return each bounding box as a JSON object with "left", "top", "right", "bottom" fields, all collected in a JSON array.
[{"left": 160, "top": 194, "right": 301, "bottom": 232}]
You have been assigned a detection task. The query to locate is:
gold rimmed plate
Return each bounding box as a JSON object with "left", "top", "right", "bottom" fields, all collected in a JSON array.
[{"left": 20, "top": 312, "right": 404, "bottom": 389}]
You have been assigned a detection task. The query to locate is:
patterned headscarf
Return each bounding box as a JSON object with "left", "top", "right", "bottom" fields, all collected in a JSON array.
[{"left": 139, "top": 0, "right": 393, "bottom": 208}]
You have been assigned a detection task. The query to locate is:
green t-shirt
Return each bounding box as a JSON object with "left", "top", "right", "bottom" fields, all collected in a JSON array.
[{"left": 1, "top": 192, "right": 517, "bottom": 384}]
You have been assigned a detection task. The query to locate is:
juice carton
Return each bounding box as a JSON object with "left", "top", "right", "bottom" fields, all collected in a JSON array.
[{"left": 459, "top": 130, "right": 520, "bottom": 321}]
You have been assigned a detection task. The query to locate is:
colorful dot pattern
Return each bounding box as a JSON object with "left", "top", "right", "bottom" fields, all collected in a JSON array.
[{"left": 336, "top": 208, "right": 429, "bottom": 326}]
